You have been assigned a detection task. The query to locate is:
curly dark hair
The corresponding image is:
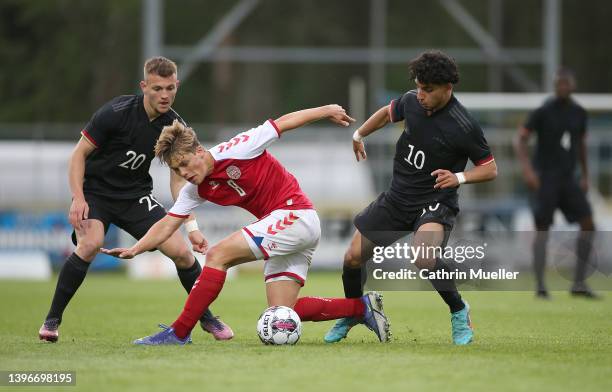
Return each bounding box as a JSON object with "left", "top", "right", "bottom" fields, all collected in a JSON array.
[{"left": 409, "top": 50, "right": 459, "bottom": 85}]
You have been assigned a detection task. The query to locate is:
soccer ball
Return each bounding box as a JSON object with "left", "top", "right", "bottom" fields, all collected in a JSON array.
[{"left": 256, "top": 305, "right": 302, "bottom": 345}]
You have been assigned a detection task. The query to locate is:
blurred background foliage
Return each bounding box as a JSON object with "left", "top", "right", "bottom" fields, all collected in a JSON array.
[{"left": 0, "top": 0, "right": 610, "bottom": 125}]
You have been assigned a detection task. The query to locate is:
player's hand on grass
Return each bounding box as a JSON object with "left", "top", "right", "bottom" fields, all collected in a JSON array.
[
  {"left": 100, "top": 247, "right": 137, "bottom": 259},
  {"left": 188, "top": 230, "right": 209, "bottom": 254},
  {"left": 353, "top": 140, "right": 367, "bottom": 161},
  {"left": 326, "top": 104, "right": 355, "bottom": 127},
  {"left": 69, "top": 197, "right": 89, "bottom": 230},
  {"left": 431, "top": 169, "right": 460, "bottom": 189}
]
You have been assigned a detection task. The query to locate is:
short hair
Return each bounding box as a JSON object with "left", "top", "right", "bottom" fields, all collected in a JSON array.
[
  {"left": 143, "top": 56, "right": 178, "bottom": 80},
  {"left": 409, "top": 50, "right": 459, "bottom": 85},
  {"left": 155, "top": 120, "right": 200, "bottom": 165}
]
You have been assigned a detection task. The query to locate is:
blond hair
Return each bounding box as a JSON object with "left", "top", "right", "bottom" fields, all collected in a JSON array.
[
  {"left": 143, "top": 56, "right": 178, "bottom": 80},
  {"left": 155, "top": 120, "right": 200, "bottom": 165}
]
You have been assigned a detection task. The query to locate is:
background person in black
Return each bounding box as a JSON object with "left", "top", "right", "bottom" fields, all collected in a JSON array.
[
  {"left": 38, "top": 57, "right": 233, "bottom": 342},
  {"left": 515, "top": 68, "right": 598, "bottom": 299},
  {"left": 324, "top": 50, "right": 497, "bottom": 345}
]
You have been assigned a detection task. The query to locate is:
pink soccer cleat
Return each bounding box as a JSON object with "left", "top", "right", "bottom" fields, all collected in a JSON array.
[
  {"left": 38, "top": 318, "right": 60, "bottom": 343},
  {"left": 200, "top": 315, "right": 234, "bottom": 340}
]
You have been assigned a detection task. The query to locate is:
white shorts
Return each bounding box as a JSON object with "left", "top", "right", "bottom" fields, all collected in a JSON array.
[{"left": 241, "top": 209, "right": 320, "bottom": 286}]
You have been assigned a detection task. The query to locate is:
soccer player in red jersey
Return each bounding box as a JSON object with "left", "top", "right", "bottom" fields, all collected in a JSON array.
[{"left": 102, "top": 104, "right": 391, "bottom": 344}]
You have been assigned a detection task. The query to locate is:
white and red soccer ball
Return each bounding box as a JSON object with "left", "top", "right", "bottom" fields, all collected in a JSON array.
[{"left": 256, "top": 305, "right": 302, "bottom": 345}]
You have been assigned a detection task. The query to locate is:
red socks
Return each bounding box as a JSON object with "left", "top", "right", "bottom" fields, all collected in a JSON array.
[
  {"left": 172, "top": 266, "right": 226, "bottom": 339},
  {"left": 294, "top": 297, "right": 365, "bottom": 322}
]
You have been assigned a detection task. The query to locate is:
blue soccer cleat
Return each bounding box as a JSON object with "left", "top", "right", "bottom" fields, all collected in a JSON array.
[
  {"left": 361, "top": 291, "right": 391, "bottom": 342},
  {"left": 451, "top": 300, "right": 473, "bottom": 345},
  {"left": 133, "top": 324, "right": 192, "bottom": 346},
  {"left": 324, "top": 317, "right": 360, "bottom": 343}
]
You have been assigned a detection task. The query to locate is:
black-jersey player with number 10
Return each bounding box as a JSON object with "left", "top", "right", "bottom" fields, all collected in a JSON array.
[
  {"left": 325, "top": 50, "right": 497, "bottom": 345},
  {"left": 38, "top": 57, "right": 233, "bottom": 342}
]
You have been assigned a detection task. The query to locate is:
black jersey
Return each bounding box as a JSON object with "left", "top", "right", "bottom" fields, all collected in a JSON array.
[
  {"left": 385, "top": 91, "right": 493, "bottom": 212},
  {"left": 80, "top": 95, "right": 185, "bottom": 199},
  {"left": 524, "top": 96, "right": 587, "bottom": 174}
]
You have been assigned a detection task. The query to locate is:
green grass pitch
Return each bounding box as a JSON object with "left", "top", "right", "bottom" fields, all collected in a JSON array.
[{"left": 1, "top": 271, "right": 611, "bottom": 391}]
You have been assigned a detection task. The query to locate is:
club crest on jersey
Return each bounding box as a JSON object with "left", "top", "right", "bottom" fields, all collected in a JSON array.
[{"left": 226, "top": 165, "right": 241, "bottom": 180}]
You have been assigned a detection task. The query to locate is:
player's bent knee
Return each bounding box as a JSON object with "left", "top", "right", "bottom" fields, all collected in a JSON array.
[
  {"left": 172, "top": 249, "right": 195, "bottom": 269},
  {"left": 414, "top": 258, "right": 435, "bottom": 270},
  {"left": 343, "top": 248, "right": 362, "bottom": 269},
  {"left": 75, "top": 240, "right": 103, "bottom": 261},
  {"left": 204, "top": 246, "right": 230, "bottom": 270}
]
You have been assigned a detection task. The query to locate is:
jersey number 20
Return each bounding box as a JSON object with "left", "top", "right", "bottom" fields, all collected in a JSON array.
[
  {"left": 404, "top": 144, "right": 425, "bottom": 169},
  {"left": 119, "top": 150, "right": 147, "bottom": 170}
]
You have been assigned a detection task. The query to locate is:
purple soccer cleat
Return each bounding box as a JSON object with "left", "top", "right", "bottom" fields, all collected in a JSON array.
[{"left": 133, "top": 324, "right": 192, "bottom": 345}]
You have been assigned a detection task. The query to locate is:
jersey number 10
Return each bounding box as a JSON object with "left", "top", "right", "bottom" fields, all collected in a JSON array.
[{"left": 404, "top": 144, "right": 425, "bottom": 169}]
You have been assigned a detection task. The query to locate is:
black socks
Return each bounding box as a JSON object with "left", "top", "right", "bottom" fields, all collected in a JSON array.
[
  {"left": 46, "top": 253, "right": 91, "bottom": 323},
  {"left": 429, "top": 258, "right": 465, "bottom": 313},
  {"left": 342, "top": 265, "right": 364, "bottom": 298}
]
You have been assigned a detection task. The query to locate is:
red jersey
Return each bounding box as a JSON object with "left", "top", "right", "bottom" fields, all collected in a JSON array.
[{"left": 168, "top": 119, "right": 313, "bottom": 219}]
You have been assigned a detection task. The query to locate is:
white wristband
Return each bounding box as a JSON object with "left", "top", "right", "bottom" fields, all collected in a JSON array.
[
  {"left": 184, "top": 220, "right": 199, "bottom": 233},
  {"left": 455, "top": 172, "right": 466, "bottom": 185},
  {"left": 352, "top": 129, "right": 364, "bottom": 143}
]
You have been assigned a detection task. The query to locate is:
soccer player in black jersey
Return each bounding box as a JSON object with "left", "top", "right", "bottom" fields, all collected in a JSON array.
[
  {"left": 325, "top": 50, "right": 497, "bottom": 345},
  {"left": 38, "top": 57, "right": 233, "bottom": 342},
  {"left": 515, "top": 68, "right": 598, "bottom": 299}
]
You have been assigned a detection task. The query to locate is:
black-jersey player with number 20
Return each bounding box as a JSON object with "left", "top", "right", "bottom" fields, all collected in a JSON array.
[
  {"left": 38, "top": 57, "right": 233, "bottom": 342},
  {"left": 325, "top": 50, "right": 497, "bottom": 345}
]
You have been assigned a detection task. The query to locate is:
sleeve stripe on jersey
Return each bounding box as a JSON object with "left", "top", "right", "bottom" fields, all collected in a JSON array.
[
  {"left": 264, "top": 272, "right": 305, "bottom": 287},
  {"left": 268, "top": 119, "right": 281, "bottom": 137},
  {"left": 388, "top": 99, "right": 396, "bottom": 122},
  {"left": 243, "top": 227, "right": 270, "bottom": 260},
  {"left": 167, "top": 212, "right": 190, "bottom": 219},
  {"left": 475, "top": 155, "right": 495, "bottom": 166},
  {"left": 81, "top": 130, "right": 99, "bottom": 148}
]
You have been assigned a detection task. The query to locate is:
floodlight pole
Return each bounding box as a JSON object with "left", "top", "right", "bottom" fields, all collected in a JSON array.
[
  {"left": 543, "top": 0, "right": 561, "bottom": 92},
  {"left": 488, "top": 0, "right": 504, "bottom": 91},
  {"left": 142, "top": 0, "right": 562, "bottom": 94},
  {"left": 142, "top": 0, "right": 163, "bottom": 64},
  {"left": 369, "top": 0, "right": 387, "bottom": 112}
]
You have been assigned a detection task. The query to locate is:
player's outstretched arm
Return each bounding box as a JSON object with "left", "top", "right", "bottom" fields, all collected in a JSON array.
[
  {"left": 432, "top": 160, "right": 498, "bottom": 189},
  {"left": 101, "top": 214, "right": 185, "bottom": 259},
  {"left": 351, "top": 105, "right": 392, "bottom": 161},
  {"left": 274, "top": 104, "right": 355, "bottom": 134}
]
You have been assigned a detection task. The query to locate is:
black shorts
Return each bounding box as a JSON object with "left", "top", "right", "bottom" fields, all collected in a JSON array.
[
  {"left": 71, "top": 193, "right": 167, "bottom": 245},
  {"left": 531, "top": 175, "right": 592, "bottom": 227},
  {"left": 354, "top": 192, "right": 457, "bottom": 247}
]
